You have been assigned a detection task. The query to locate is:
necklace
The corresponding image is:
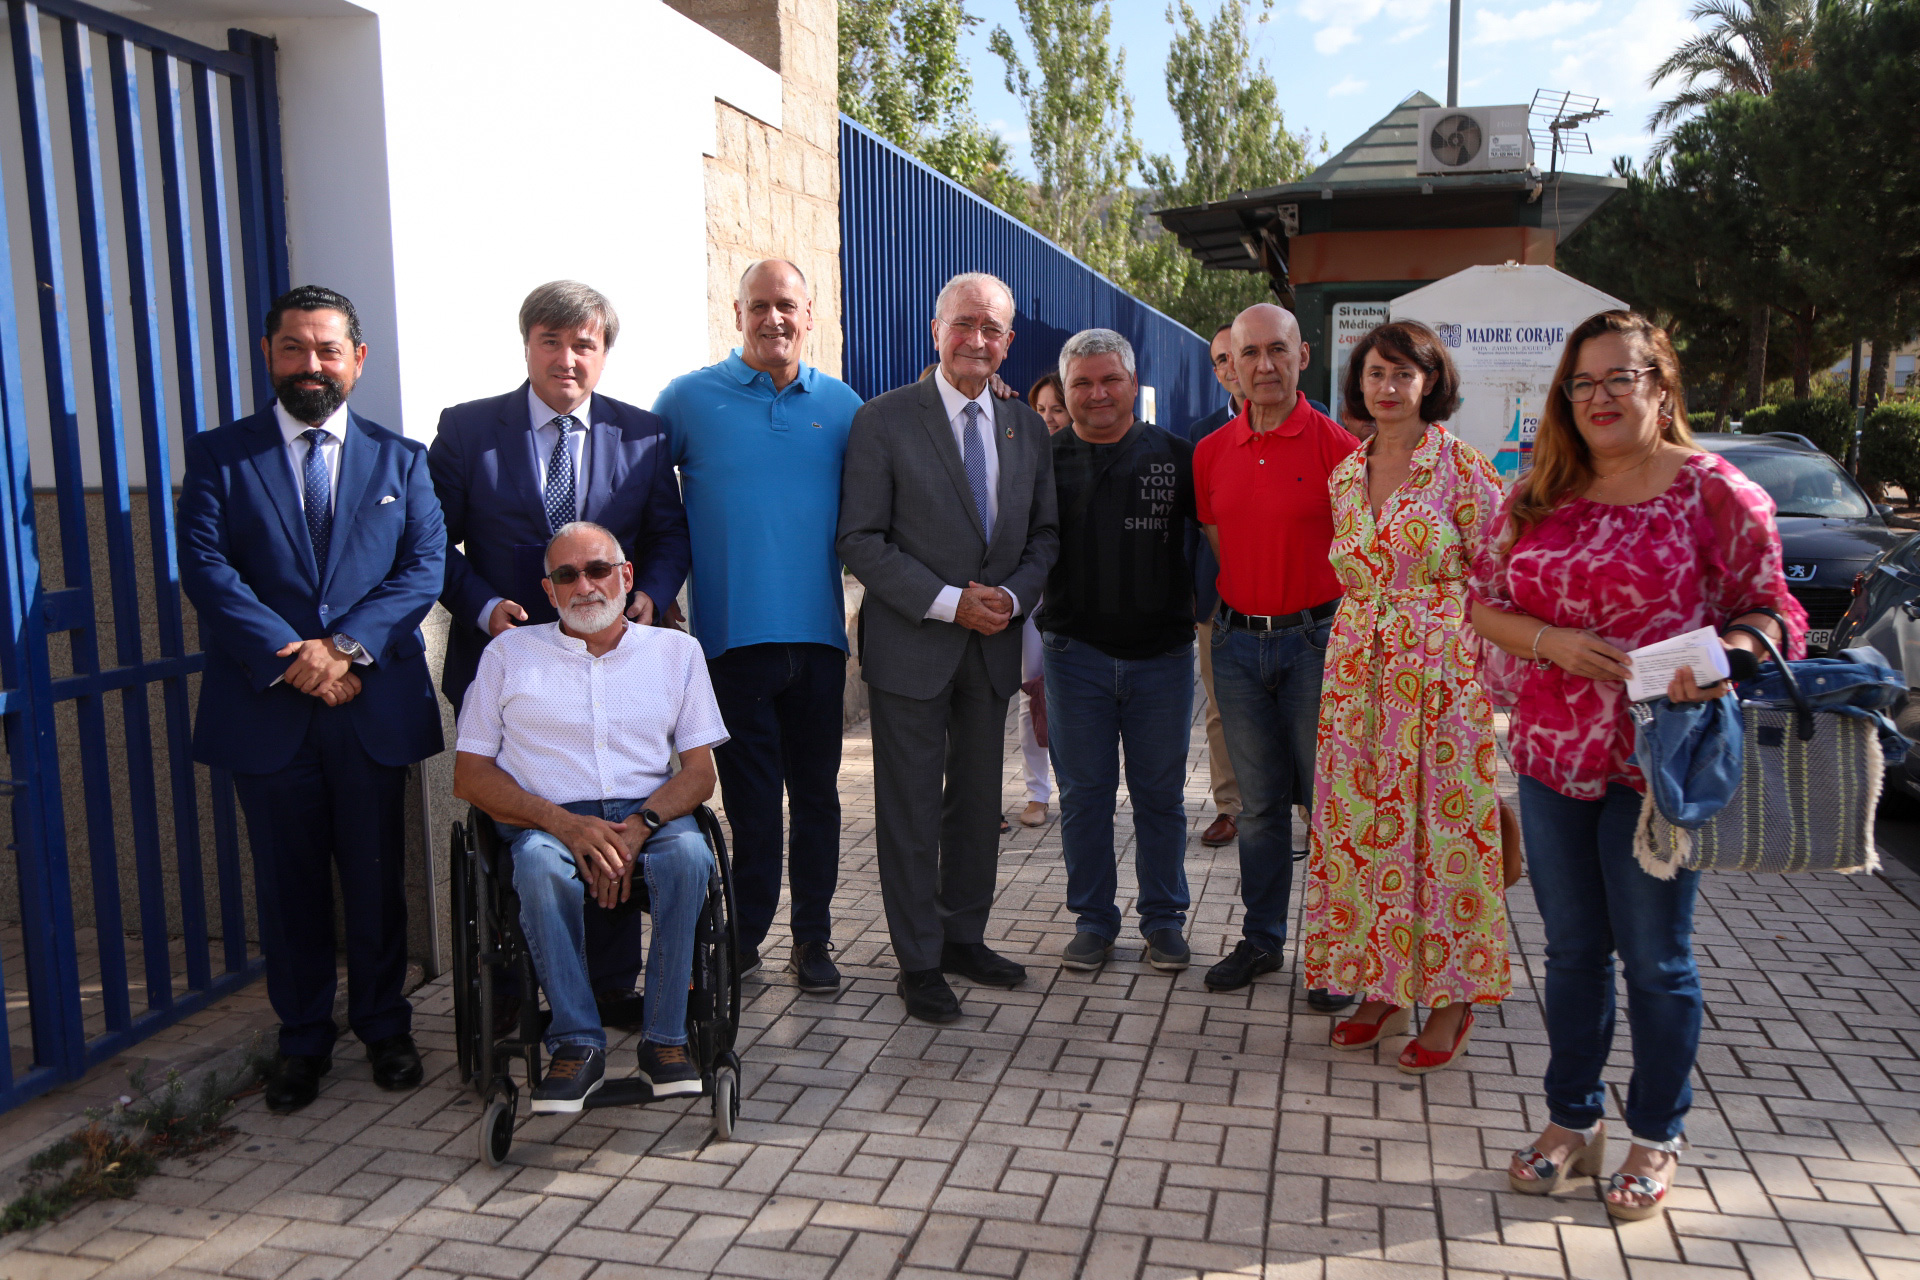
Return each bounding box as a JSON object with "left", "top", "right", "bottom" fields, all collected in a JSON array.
[{"left": 1591, "top": 440, "right": 1661, "bottom": 480}]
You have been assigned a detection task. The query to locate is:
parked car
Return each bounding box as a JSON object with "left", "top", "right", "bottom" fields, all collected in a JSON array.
[
  {"left": 1829, "top": 530, "right": 1920, "bottom": 803},
  {"left": 1694, "top": 432, "right": 1906, "bottom": 655}
]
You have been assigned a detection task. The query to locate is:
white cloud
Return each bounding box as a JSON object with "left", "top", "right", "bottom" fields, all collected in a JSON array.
[
  {"left": 1316, "top": 24, "right": 1362, "bottom": 52},
  {"left": 1391, "top": 21, "right": 1430, "bottom": 41},
  {"left": 1472, "top": 0, "right": 1603, "bottom": 45},
  {"left": 1329, "top": 75, "right": 1369, "bottom": 96},
  {"left": 1297, "top": 0, "right": 1439, "bottom": 57}
]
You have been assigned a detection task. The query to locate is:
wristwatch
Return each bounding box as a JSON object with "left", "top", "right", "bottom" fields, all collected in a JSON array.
[
  {"left": 638, "top": 808, "right": 666, "bottom": 833},
  {"left": 331, "top": 634, "right": 364, "bottom": 660}
]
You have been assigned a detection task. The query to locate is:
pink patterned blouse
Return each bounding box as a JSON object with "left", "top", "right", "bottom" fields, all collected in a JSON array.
[{"left": 1469, "top": 452, "right": 1808, "bottom": 799}]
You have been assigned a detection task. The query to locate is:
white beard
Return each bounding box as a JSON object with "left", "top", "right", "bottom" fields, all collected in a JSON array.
[{"left": 561, "top": 594, "right": 623, "bottom": 634}]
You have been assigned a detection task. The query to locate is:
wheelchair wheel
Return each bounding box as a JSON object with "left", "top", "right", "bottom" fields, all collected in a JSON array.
[
  {"left": 479, "top": 1087, "right": 516, "bottom": 1167},
  {"left": 711, "top": 1064, "right": 738, "bottom": 1142},
  {"left": 450, "top": 823, "right": 477, "bottom": 1084}
]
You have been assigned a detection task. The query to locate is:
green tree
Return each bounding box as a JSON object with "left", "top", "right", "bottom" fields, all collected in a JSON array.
[
  {"left": 1127, "top": 0, "right": 1315, "bottom": 330},
  {"left": 988, "top": 0, "right": 1142, "bottom": 280},
  {"left": 1646, "top": 0, "right": 1815, "bottom": 144},
  {"left": 839, "top": 0, "right": 1026, "bottom": 207}
]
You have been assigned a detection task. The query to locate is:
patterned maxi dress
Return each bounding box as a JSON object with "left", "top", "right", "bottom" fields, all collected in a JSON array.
[{"left": 1303, "top": 425, "right": 1512, "bottom": 1008}]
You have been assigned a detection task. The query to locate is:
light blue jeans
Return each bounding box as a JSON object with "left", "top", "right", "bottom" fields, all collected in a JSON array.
[{"left": 503, "top": 802, "right": 712, "bottom": 1051}]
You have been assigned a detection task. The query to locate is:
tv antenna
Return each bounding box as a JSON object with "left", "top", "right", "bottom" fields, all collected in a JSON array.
[{"left": 1529, "top": 90, "right": 1607, "bottom": 176}]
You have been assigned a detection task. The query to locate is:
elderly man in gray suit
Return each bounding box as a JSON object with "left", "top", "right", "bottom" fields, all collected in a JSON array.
[{"left": 837, "top": 271, "right": 1059, "bottom": 1023}]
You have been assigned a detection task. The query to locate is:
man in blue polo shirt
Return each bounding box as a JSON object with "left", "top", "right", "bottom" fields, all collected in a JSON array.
[{"left": 653, "top": 259, "right": 863, "bottom": 995}]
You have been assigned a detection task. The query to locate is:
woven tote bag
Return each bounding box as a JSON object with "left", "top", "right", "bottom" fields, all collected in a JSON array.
[{"left": 1633, "top": 626, "right": 1883, "bottom": 879}]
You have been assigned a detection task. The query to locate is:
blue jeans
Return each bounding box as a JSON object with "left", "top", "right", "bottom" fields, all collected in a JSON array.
[
  {"left": 1042, "top": 633, "right": 1194, "bottom": 942},
  {"left": 1208, "top": 618, "right": 1330, "bottom": 953},
  {"left": 1518, "top": 776, "right": 1701, "bottom": 1143},
  {"left": 504, "top": 802, "right": 713, "bottom": 1051}
]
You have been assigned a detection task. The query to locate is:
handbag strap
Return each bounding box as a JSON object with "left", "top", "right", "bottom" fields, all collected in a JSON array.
[{"left": 1726, "top": 621, "right": 1815, "bottom": 741}]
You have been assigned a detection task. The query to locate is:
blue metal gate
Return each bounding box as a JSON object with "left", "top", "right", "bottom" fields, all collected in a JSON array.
[
  {"left": 839, "top": 117, "right": 1217, "bottom": 428},
  {"left": 0, "top": 0, "right": 286, "bottom": 1112}
]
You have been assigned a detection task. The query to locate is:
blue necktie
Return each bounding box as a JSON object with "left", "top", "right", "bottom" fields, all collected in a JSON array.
[
  {"left": 300, "top": 428, "right": 332, "bottom": 570},
  {"left": 544, "top": 415, "right": 579, "bottom": 534},
  {"left": 962, "top": 401, "right": 994, "bottom": 541}
]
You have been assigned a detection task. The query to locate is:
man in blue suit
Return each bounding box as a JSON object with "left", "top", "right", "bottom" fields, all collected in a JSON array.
[
  {"left": 179, "top": 286, "right": 446, "bottom": 1114},
  {"left": 428, "top": 281, "right": 690, "bottom": 1016}
]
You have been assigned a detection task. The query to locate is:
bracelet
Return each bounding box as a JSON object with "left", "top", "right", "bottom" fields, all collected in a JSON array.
[{"left": 1530, "top": 624, "right": 1555, "bottom": 666}]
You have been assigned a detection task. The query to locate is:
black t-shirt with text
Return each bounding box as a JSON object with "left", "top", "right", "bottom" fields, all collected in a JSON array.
[{"left": 1036, "top": 421, "right": 1197, "bottom": 660}]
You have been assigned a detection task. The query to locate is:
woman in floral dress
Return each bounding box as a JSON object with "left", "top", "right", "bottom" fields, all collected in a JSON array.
[{"left": 1304, "top": 320, "right": 1510, "bottom": 1076}]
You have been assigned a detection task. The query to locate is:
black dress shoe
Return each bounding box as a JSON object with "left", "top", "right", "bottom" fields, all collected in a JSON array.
[
  {"left": 789, "top": 940, "right": 842, "bottom": 994},
  {"left": 366, "top": 1034, "right": 423, "bottom": 1091},
  {"left": 940, "top": 941, "right": 1027, "bottom": 988},
  {"left": 1204, "top": 939, "right": 1281, "bottom": 992},
  {"left": 1307, "top": 988, "right": 1356, "bottom": 1013},
  {"left": 897, "top": 968, "right": 962, "bottom": 1023},
  {"left": 596, "top": 988, "right": 648, "bottom": 1032},
  {"left": 265, "top": 1054, "right": 331, "bottom": 1113}
]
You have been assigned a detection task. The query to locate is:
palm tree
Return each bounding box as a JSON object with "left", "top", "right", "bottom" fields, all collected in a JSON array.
[{"left": 1646, "top": 0, "right": 1817, "bottom": 144}]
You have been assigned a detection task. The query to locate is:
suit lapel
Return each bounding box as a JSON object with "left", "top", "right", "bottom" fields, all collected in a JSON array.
[
  {"left": 497, "top": 384, "right": 545, "bottom": 525},
  {"left": 584, "top": 393, "right": 619, "bottom": 522},
  {"left": 241, "top": 409, "right": 319, "bottom": 585},
  {"left": 319, "top": 412, "right": 380, "bottom": 596},
  {"left": 917, "top": 379, "right": 987, "bottom": 544},
  {"left": 990, "top": 397, "right": 1021, "bottom": 553}
]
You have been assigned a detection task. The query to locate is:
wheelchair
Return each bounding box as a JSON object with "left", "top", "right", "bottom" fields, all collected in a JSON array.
[{"left": 449, "top": 803, "right": 743, "bottom": 1165}]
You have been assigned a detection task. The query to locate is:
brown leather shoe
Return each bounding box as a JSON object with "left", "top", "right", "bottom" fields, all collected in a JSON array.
[{"left": 1201, "top": 814, "right": 1238, "bottom": 847}]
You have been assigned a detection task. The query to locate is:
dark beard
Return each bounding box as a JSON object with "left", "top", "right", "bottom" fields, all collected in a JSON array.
[{"left": 274, "top": 372, "right": 347, "bottom": 423}]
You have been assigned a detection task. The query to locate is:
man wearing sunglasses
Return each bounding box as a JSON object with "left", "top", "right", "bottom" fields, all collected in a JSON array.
[
  {"left": 429, "top": 281, "right": 691, "bottom": 1025},
  {"left": 453, "top": 522, "right": 728, "bottom": 1111}
]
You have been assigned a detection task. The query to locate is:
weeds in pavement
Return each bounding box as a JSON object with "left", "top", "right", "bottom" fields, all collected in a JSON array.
[{"left": 0, "top": 1041, "right": 267, "bottom": 1236}]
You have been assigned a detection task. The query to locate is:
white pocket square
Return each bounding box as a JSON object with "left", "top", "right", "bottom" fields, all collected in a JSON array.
[{"left": 378, "top": 495, "right": 397, "bottom": 504}]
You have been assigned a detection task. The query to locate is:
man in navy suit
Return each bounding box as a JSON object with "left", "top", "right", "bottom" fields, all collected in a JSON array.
[
  {"left": 428, "top": 281, "right": 690, "bottom": 1015},
  {"left": 179, "top": 286, "right": 446, "bottom": 1114}
]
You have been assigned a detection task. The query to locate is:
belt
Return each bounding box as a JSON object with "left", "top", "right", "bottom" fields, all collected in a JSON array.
[{"left": 1218, "top": 599, "right": 1338, "bottom": 632}]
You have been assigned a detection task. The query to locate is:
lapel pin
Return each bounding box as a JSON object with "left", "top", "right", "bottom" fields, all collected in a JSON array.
[
  {"left": 812, "top": 422, "right": 823, "bottom": 429},
  {"left": 1004, "top": 426, "right": 1014, "bottom": 439}
]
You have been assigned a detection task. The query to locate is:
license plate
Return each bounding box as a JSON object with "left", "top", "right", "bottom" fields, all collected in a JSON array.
[{"left": 1808, "top": 628, "right": 1832, "bottom": 649}]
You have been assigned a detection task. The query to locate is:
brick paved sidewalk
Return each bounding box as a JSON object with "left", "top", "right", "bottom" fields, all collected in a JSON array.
[{"left": 5, "top": 690, "right": 1920, "bottom": 1280}]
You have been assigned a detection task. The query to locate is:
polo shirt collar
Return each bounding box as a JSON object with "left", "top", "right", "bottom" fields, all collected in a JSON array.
[
  {"left": 724, "top": 349, "right": 816, "bottom": 393},
  {"left": 1234, "top": 394, "right": 1315, "bottom": 442}
]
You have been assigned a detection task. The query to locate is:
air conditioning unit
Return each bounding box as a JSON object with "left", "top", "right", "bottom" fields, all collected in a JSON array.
[{"left": 1416, "top": 105, "right": 1534, "bottom": 175}]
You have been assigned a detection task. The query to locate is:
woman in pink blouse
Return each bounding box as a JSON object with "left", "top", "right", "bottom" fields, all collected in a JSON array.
[{"left": 1470, "top": 311, "right": 1804, "bottom": 1223}]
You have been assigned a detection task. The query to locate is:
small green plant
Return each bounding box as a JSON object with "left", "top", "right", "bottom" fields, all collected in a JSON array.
[
  {"left": 0, "top": 1051, "right": 264, "bottom": 1236},
  {"left": 1740, "top": 397, "right": 1855, "bottom": 460},
  {"left": 1862, "top": 402, "right": 1920, "bottom": 505}
]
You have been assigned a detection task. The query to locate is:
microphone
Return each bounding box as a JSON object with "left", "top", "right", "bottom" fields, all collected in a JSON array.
[{"left": 1726, "top": 648, "right": 1762, "bottom": 682}]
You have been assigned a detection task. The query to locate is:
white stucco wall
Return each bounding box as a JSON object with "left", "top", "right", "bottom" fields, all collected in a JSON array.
[{"left": 141, "top": 0, "right": 780, "bottom": 441}]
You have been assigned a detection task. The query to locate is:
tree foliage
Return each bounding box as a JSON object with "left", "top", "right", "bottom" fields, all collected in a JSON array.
[
  {"left": 988, "top": 0, "right": 1142, "bottom": 281},
  {"left": 1646, "top": 0, "right": 1815, "bottom": 146},
  {"left": 1126, "top": 0, "right": 1315, "bottom": 331},
  {"left": 839, "top": 0, "right": 1026, "bottom": 208}
]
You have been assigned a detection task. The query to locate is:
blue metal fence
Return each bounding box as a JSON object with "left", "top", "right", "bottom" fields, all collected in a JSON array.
[
  {"left": 0, "top": 0, "right": 285, "bottom": 1113},
  {"left": 839, "top": 117, "right": 1219, "bottom": 429}
]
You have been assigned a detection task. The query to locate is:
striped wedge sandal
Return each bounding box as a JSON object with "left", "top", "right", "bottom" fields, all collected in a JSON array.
[
  {"left": 1508, "top": 1121, "right": 1606, "bottom": 1195},
  {"left": 1605, "top": 1137, "right": 1684, "bottom": 1222}
]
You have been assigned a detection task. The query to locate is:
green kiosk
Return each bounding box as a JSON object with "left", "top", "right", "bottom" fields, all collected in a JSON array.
[{"left": 1155, "top": 91, "right": 1625, "bottom": 410}]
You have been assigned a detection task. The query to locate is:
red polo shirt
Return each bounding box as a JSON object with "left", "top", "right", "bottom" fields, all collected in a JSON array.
[{"left": 1193, "top": 396, "right": 1359, "bottom": 617}]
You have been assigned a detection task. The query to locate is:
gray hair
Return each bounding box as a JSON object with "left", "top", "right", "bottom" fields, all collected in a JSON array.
[
  {"left": 519, "top": 281, "right": 620, "bottom": 349},
  {"left": 933, "top": 271, "right": 1014, "bottom": 323},
  {"left": 544, "top": 521, "right": 626, "bottom": 573},
  {"left": 1058, "top": 328, "right": 1136, "bottom": 384},
  {"left": 738, "top": 258, "right": 809, "bottom": 303}
]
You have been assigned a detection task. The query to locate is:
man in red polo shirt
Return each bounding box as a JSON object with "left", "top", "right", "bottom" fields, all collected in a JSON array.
[{"left": 1193, "top": 303, "right": 1359, "bottom": 1003}]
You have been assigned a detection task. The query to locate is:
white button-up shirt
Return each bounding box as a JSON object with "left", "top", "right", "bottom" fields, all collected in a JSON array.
[
  {"left": 926, "top": 367, "right": 1018, "bottom": 624},
  {"left": 455, "top": 619, "right": 729, "bottom": 806},
  {"left": 475, "top": 390, "right": 594, "bottom": 633},
  {"left": 274, "top": 399, "right": 349, "bottom": 511}
]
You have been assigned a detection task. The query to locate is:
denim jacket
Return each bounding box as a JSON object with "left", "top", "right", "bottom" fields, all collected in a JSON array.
[{"left": 1632, "top": 647, "right": 1911, "bottom": 830}]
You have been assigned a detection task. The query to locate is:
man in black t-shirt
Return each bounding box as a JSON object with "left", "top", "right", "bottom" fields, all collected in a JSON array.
[{"left": 1036, "top": 329, "right": 1198, "bottom": 974}]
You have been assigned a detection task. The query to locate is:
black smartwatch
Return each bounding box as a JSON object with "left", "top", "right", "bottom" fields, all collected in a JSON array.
[{"left": 638, "top": 808, "right": 666, "bottom": 834}]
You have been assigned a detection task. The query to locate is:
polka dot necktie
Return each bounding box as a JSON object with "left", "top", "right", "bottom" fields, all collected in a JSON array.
[
  {"left": 544, "top": 415, "right": 579, "bottom": 534},
  {"left": 962, "top": 401, "right": 994, "bottom": 541},
  {"left": 300, "top": 428, "right": 332, "bottom": 570}
]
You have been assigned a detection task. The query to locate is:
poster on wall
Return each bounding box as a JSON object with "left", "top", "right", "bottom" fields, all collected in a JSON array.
[
  {"left": 1390, "top": 265, "right": 1627, "bottom": 479},
  {"left": 1329, "top": 302, "right": 1391, "bottom": 420}
]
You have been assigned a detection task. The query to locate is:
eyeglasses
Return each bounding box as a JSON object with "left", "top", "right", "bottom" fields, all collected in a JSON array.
[
  {"left": 546, "top": 559, "right": 624, "bottom": 585},
  {"left": 1362, "top": 368, "right": 1423, "bottom": 387},
  {"left": 939, "top": 318, "right": 1010, "bottom": 342},
  {"left": 1563, "top": 367, "right": 1657, "bottom": 402}
]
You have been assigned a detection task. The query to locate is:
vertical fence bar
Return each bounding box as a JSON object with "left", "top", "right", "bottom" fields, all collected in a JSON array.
[
  {"left": 6, "top": 0, "right": 87, "bottom": 1084},
  {"left": 191, "top": 63, "right": 242, "bottom": 427},
  {"left": 222, "top": 34, "right": 270, "bottom": 410}
]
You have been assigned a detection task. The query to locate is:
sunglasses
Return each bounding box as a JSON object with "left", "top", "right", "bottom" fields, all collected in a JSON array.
[{"left": 546, "top": 559, "right": 624, "bottom": 586}]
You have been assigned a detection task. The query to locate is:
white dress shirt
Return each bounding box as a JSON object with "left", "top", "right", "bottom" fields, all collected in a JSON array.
[
  {"left": 476, "top": 389, "right": 593, "bottom": 633},
  {"left": 926, "top": 367, "right": 1019, "bottom": 624},
  {"left": 270, "top": 399, "right": 369, "bottom": 670},
  {"left": 455, "top": 619, "right": 730, "bottom": 806}
]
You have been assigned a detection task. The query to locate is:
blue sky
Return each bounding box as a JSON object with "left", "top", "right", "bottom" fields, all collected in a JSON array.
[{"left": 956, "top": 0, "right": 1698, "bottom": 181}]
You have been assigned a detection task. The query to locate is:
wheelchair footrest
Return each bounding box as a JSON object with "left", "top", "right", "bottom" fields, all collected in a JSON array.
[{"left": 585, "top": 1077, "right": 669, "bottom": 1108}]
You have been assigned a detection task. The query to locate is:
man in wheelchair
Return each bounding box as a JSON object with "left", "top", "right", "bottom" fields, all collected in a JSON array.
[{"left": 453, "top": 521, "right": 730, "bottom": 1112}]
